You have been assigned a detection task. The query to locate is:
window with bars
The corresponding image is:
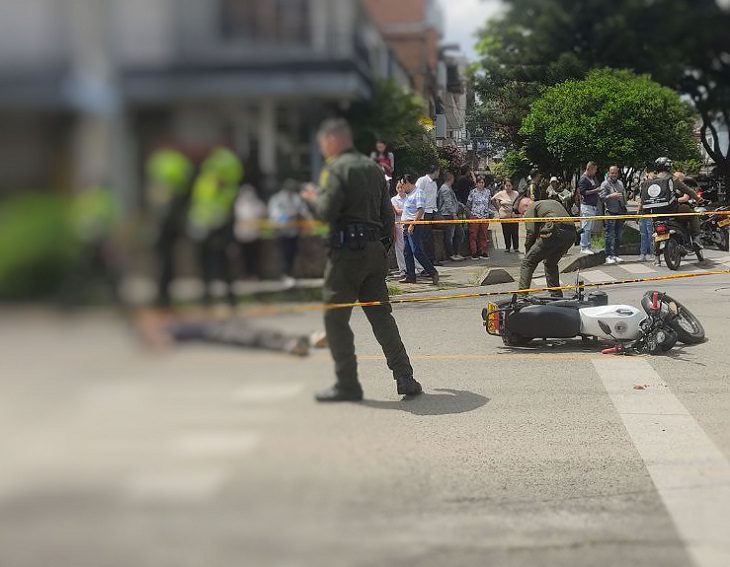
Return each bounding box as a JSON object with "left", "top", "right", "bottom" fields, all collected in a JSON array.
[{"left": 219, "top": 0, "right": 310, "bottom": 45}]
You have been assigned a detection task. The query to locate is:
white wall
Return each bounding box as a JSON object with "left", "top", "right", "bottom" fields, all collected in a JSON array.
[{"left": 0, "top": 0, "right": 66, "bottom": 69}]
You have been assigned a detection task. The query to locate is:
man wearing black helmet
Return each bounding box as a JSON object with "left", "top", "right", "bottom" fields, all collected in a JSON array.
[{"left": 639, "top": 157, "right": 701, "bottom": 250}]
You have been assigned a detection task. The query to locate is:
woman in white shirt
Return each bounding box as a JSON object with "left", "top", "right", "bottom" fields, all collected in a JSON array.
[{"left": 491, "top": 178, "right": 521, "bottom": 253}]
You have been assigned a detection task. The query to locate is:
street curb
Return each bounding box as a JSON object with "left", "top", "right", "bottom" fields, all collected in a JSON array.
[
  {"left": 478, "top": 268, "right": 515, "bottom": 286},
  {"left": 561, "top": 250, "right": 607, "bottom": 273}
]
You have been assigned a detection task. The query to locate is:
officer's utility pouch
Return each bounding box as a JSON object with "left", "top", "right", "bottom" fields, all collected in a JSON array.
[{"left": 345, "top": 223, "right": 368, "bottom": 251}]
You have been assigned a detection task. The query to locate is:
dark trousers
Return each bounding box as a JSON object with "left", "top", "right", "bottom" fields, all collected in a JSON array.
[
  {"left": 604, "top": 215, "right": 625, "bottom": 257},
  {"left": 404, "top": 226, "right": 437, "bottom": 278},
  {"left": 501, "top": 222, "right": 520, "bottom": 251},
  {"left": 422, "top": 212, "right": 436, "bottom": 262},
  {"left": 278, "top": 236, "right": 299, "bottom": 277},
  {"left": 199, "top": 227, "right": 235, "bottom": 305},
  {"left": 519, "top": 229, "right": 575, "bottom": 297},
  {"left": 323, "top": 242, "right": 414, "bottom": 390},
  {"left": 155, "top": 230, "right": 176, "bottom": 307},
  {"left": 238, "top": 240, "right": 260, "bottom": 279},
  {"left": 440, "top": 215, "right": 464, "bottom": 257}
]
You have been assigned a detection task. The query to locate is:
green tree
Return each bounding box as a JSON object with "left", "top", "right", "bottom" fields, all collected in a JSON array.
[
  {"left": 472, "top": 0, "right": 729, "bottom": 184},
  {"left": 346, "top": 81, "right": 438, "bottom": 177},
  {"left": 520, "top": 69, "right": 700, "bottom": 175},
  {"left": 438, "top": 142, "right": 466, "bottom": 175}
]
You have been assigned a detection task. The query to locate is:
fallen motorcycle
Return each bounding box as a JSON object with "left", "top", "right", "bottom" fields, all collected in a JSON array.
[{"left": 482, "top": 287, "right": 704, "bottom": 355}]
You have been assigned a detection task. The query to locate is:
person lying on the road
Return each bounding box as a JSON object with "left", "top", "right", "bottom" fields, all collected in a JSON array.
[
  {"left": 515, "top": 195, "right": 577, "bottom": 298},
  {"left": 135, "top": 309, "right": 328, "bottom": 357}
]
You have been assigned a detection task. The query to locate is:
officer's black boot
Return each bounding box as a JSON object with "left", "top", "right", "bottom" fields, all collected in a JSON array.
[
  {"left": 315, "top": 384, "right": 363, "bottom": 402},
  {"left": 396, "top": 376, "right": 423, "bottom": 397}
]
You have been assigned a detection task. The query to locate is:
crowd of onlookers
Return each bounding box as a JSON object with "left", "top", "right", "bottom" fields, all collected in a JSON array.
[
  {"left": 147, "top": 139, "right": 703, "bottom": 303},
  {"left": 378, "top": 148, "right": 705, "bottom": 284}
]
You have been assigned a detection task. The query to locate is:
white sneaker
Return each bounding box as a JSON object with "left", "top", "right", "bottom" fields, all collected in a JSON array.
[
  {"left": 614, "top": 256, "right": 624, "bottom": 263},
  {"left": 606, "top": 256, "right": 617, "bottom": 265},
  {"left": 638, "top": 254, "right": 647, "bottom": 262},
  {"left": 580, "top": 248, "right": 595, "bottom": 255}
]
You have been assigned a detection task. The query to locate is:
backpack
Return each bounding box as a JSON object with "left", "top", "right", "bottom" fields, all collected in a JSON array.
[{"left": 640, "top": 176, "right": 677, "bottom": 213}]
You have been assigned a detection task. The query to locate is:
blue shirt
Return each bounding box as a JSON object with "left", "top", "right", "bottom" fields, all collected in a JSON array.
[{"left": 401, "top": 188, "right": 422, "bottom": 221}]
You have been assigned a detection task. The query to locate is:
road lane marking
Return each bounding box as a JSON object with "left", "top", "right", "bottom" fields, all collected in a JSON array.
[
  {"left": 174, "top": 431, "right": 260, "bottom": 458},
  {"left": 620, "top": 263, "right": 657, "bottom": 275},
  {"left": 579, "top": 269, "right": 616, "bottom": 283},
  {"left": 234, "top": 383, "right": 305, "bottom": 403},
  {"left": 593, "top": 358, "right": 730, "bottom": 567},
  {"left": 124, "top": 469, "right": 229, "bottom": 503},
  {"left": 359, "top": 352, "right": 603, "bottom": 362}
]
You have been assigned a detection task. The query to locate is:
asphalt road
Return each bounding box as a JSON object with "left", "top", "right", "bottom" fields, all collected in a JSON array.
[{"left": 1, "top": 276, "right": 729, "bottom": 566}]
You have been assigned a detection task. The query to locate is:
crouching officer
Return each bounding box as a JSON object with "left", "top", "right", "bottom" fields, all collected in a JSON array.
[
  {"left": 301, "top": 118, "right": 422, "bottom": 402},
  {"left": 516, "top": 195, "right": 576, "bottom": 297}
]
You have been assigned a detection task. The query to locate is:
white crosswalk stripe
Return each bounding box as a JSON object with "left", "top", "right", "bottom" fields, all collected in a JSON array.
[
  {"left": 124, "top": 469, "right": 230, "bottom": 503},
  {"left": 618, "top": 263, "right": 657, "bottom": 275},
  {"left": 578, "top": 269, "right": 616, "bottom": 283},
  {"left": 594, "top": 359, "right": 730, "bottom": 567}
]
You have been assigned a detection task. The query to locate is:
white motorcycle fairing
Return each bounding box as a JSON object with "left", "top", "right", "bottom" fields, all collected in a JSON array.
[{"left": 578, "top": 305, "right": 647, "bottom": 341}]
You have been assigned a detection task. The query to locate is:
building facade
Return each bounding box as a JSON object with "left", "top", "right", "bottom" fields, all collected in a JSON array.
[
  {"left": 0, "top": 0, "right": 410, "bottom": 208},
  {"left": 364, "top": 0, "right": 444, "bottom": 118}
]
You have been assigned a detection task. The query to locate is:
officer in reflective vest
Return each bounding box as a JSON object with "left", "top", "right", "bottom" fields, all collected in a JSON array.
[
  {"left": 188, "top": 147, "right": 243, "bottom": 305},
  {"left": 146, "top": 148, "right": 194, "bottom": 307}
]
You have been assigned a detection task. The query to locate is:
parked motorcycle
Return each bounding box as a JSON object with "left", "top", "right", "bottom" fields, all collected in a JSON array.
[
  {"left": 653, "top": 216, "right": 704, "bottom": 270},
  {"left": 697, "top": 204, "right": 730, "bottom": 252},
  {"left": 482, "top": 287, "right": 704, "bottom": 355}
]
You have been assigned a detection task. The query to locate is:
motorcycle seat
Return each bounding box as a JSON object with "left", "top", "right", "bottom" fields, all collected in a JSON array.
[{"left": 507, "top": 304, "right": 582, "bottom": 338}]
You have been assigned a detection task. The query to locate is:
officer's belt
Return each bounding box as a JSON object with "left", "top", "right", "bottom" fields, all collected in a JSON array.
[{"left": 331, "top": 223, "right": 382, "bottom": 249}]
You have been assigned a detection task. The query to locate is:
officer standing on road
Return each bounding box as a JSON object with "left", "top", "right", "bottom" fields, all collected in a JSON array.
[
  {"left": 515, "top": 195, "right": 576, "bottom": 297},
  {"left": 301, "top": 118, "right": 422, "bottom": 402}
]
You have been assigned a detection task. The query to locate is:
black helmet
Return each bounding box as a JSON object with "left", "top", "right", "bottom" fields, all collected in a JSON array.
[{"left": 655, "top": 157, "right": 673, "bottom": 172}]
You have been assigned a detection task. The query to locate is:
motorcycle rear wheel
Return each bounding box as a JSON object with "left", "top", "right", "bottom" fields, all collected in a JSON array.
[
  {"left": 663, "top": 238, "right": 682, "bottom": 270},
  {"left": 502, "top": 332, "right": 533, "bottom": 347},
  {"left": 641, "top": 292, "right": 705, "bottom": 344}
]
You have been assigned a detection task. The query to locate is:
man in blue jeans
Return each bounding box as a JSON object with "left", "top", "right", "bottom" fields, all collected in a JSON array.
[
  {"left": 578, "top": 161, "right": 601, "bottom": 254},
  {"left": 599, "top": 166, "right": 627, "bottom": 264},
  {"left": 398, "top": 174, "right": 439, "bottom": 285}
]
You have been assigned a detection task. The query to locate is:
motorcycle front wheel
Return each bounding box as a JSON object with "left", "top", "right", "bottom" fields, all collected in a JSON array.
[
  {"left": 641, "top": 292, "right": 705, "bottom": 344},
  {"left": 663, "top": 238, "right": 682, "bottom": 270}
]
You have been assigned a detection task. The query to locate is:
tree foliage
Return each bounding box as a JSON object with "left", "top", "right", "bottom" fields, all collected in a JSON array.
[
  {"left": 346, "top": 81, "right": 438, "bottom": 177},
  {"left": 438, "top": 142, "right": 466, "bottom": 175},
  {"left": 520, "top": 69, "right": 700, "bottom": 174},
  {"left": 472, "top": 0, "right": 729, "bottom": 180}
]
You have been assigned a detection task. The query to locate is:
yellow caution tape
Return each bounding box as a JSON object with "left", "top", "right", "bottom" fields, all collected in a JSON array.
[{"left": 240, "top": 268, "right": 730, "bottom": 317}]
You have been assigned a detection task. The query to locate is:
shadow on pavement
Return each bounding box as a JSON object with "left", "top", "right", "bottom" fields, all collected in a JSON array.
[{"left": 361, "top": 388, "right": 489, "bottom": 416}]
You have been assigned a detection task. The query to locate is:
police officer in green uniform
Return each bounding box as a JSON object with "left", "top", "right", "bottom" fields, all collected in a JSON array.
[
  {"left": 516, "top": 195, "right": 576, "bottom": 297},
  {"left": 302, "top": 118, "right": 422, "bottom": 402}
]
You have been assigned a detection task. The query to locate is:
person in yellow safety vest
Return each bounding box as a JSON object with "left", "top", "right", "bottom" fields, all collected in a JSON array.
[
  {"left": 64, "top": 185, "right": 123, "bottom": 305},
  {"left": 187, "top": 147, "right": 244, "bottom": 306},
  {"left": 146, "top": 148, "right": 194, "bottom": 307}
]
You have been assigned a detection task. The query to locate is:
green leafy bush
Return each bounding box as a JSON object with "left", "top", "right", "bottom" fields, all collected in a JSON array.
[{"left": 0, "top": 193, "right": 81, "bottom": 299}]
